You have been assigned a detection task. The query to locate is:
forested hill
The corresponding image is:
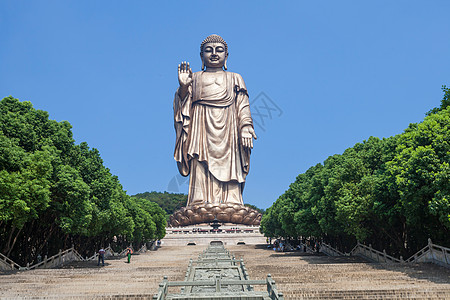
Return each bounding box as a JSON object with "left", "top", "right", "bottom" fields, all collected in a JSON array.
[
  {"left": 0, "top": 96, "right": 167, "bottom": 265},
  {"left": 132, "top": 191, "right": 187, "bottom": 216},
  {"left": 261, "top": 86, "right": 450, "bottom": 257}
]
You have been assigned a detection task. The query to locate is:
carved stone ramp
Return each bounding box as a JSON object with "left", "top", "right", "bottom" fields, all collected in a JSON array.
[{"left": 154, "top": 241, "right": 284, "bottom": 300}]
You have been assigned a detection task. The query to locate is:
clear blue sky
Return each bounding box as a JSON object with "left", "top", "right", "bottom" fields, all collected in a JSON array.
[{"left": 1, "top": 1, "right": 449, "bottom": 209}]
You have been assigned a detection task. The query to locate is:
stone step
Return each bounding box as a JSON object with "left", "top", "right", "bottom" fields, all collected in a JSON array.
[{"left": 283, "top": 289, "right": 450, "bottom": 299}]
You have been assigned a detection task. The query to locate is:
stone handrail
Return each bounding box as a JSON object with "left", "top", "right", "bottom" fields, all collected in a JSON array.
[
  {"left": 153, "top": 274, "right": 284, "bottom": 300},
  {"left": 405, "top": 243, "right": 430, "bottom": 263},
  {"left": 320, "top": 243, "right": 346, "bottom": 257},
  {"left": 349, "top": 240, "right": 450, "bottom": 267},
  {"left": 0, "top": 247, "right": 87, "bottom": 271},
  {"left": 320, "top": 239, "right": 449, "bottom": 268},
  {"left": 0, "top": 251, "right": 21, "bottom": 271},
  {"left": 300, "top": 242, "right": 315, "bottom": 253},
  {"left": 137, "top": 244, "right": 147, "bottom": 253},
  {"left": 266, "top": 274, "right": 284, "bottom": 300},
  {"left": 27, "top": 247, "right": 84, "bottom": 270},
  {"left": 0, "top": 244, "right": 141, "bottom": 272},
  {"left": 350, "top": 241, "right": 401, "bottom": 263},
  {"left": 405, "top": 238, "right": 450, "bottom": 267},
  {"left": 315, "top": 239, "right": 450, "bottom": 268}
]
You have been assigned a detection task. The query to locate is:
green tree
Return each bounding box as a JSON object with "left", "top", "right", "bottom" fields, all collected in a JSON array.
[
  {"left": 0, "top": 96, "right": 167, "bottom": 264},
  {"left": 261, "top": 86, "right": 450, "bottom": 255}
]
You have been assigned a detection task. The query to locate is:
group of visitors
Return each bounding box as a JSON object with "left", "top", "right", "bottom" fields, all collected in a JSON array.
[
  {"left": 97, "top": 246, "right": 133, "bottom": 266},
  {"left": 271, "top": 239, "right": 292, "bottom": 252},
  {"left": 95, "top": 239, "right": 162, "bottom": 266},
  {"left": 267, "top": 238, "right": 322, "bottom": 253}
]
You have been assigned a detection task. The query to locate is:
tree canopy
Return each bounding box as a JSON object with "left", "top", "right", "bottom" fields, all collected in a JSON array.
[
  {"left": 0, "top": 96, "right": 166, "bottom": 265},
  {"left": 260, "top": 87, "right": 450, "bottom": 257}
]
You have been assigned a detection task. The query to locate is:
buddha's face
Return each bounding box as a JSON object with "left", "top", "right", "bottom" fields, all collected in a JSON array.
[{"left": 202, "top": 42, "right": 227, "bottom": 69}]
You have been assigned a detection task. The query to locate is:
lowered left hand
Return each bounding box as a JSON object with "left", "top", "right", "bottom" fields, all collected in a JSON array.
[{"left": 241, "top": 126, "right": 257, "bottom": 149}]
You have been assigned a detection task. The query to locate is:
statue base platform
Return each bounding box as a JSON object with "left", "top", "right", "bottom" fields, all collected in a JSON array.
[
  {"left": 162, "top": 224, "right": 266, "bottom": 246},
  {"left": 168, "top": 203, "right": 262, "bottom": 227}
]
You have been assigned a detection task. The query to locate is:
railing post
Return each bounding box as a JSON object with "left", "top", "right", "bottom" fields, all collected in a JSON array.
[
  {"left": 157, "top": 282, "right": 165, "bottom": 300},
  {"left": 266, "top": 274, "right": 273, "bottom": 298},
  {"left": 215, "top": 275, "right": 221, "bottom": 292},
  {"left": 163, "top": 276, "right": 168, "bottom": 297},
  {"left": 428, "top": 238, "right": 435, "bottom": 261},
  {"left": 442, "top": 246, "right": 449, "bottom": 265}
]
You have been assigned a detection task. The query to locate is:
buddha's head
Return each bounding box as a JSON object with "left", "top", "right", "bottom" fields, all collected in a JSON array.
[{"left": 200, "top": 34, "right": 228, "bottom": 71}]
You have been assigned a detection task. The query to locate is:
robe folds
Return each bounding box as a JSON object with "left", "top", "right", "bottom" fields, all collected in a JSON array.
[{"left": 173, "top": 71, "right": 254, "bottom": 206}]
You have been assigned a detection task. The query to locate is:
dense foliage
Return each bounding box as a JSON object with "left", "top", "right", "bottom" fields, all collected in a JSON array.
[
  {"left": 261, "top": 87, "right": 450, "bottom": 257},
  {"left": 0, "top": 96, "right": 166, "bottom": 265}
]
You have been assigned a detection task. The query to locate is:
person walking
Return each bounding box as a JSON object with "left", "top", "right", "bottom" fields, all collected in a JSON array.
[
  {"left": 97, "top": 247, "right": 105, "bottom": 266},
  {"left": 126, "top": 247, "right": 133, "bottom": 263}
]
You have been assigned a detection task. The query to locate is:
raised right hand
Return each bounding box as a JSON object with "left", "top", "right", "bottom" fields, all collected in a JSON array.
[{"left": 178, "top": 61, "right": 193, "bottom": 87}]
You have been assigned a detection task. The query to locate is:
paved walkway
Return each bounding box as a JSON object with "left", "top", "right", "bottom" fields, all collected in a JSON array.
[{"left": 0, "top": 244, "right": 449, "bottom": 299}]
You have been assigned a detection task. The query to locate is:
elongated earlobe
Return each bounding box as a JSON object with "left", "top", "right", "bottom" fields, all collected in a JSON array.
[
  {"left": 224, "top": 58, "right": 228, "bottom": 70},
  {"left": 202, "top": 59, "right": 205, "bottom": 71}
]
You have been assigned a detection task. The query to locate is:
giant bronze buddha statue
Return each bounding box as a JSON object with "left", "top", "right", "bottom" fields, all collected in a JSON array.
[{"left": 169, "top": 34, "right": 261, "bottom": 226}]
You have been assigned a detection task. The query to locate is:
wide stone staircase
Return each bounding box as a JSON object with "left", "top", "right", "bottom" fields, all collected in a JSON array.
[
  {"left": 0, "top": 247, "right": 198, "bottom": 299},
  {"left": 234, "top": 247, "right": 450, "bottom": 299},
  {"left": 0, "top": 244, "right": 449, "bottom": 299}
]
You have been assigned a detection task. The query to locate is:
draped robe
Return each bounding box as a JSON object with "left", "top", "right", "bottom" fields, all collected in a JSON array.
[{"left": 173, "top": 71, "right": 254, "bottom": 206}]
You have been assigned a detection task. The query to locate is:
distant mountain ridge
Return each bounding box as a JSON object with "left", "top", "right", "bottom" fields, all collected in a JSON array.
[{"left": 132, "top": 191, "right": 187, "bottom": 217}]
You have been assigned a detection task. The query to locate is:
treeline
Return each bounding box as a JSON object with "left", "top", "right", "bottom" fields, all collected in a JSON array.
[
  {"left": 261, "top": 87, "right": 450, "bottom": 257},
  {"left": 0, "top": 96, "right": 166, "bottom": 265}
]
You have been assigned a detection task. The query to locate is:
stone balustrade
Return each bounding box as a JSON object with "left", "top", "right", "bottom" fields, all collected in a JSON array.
[
  {"left": 166, "top": 225, "right": 261, "bottom": 235},
  {"left": 0, "top": 244, "right": 143, "bottom": 271},
  {"left": 320, "top": 239, "right": 449, "bottom": 268}
]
